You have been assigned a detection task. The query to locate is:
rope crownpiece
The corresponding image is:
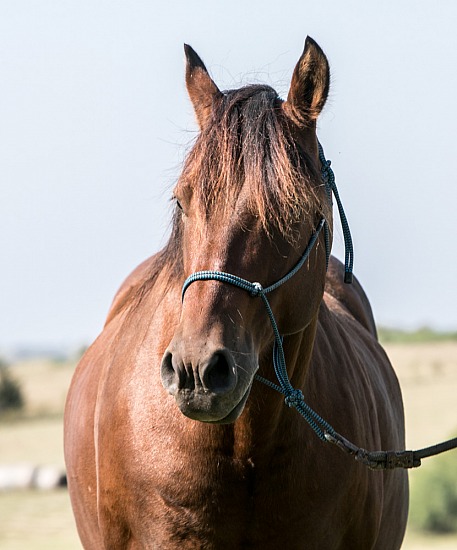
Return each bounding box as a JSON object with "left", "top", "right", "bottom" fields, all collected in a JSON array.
[{"left": 318, "top": 141, "right": 354, "bottom": 284}]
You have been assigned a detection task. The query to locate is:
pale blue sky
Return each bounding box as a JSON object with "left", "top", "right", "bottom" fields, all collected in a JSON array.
[{"left": 1, "top": 1, "right": 457, "bottom": 350}]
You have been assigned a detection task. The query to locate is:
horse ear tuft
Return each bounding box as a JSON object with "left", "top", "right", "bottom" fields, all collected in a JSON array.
[
  {"left": 184, "top": 44, "right": 222, "bottom": 129},
  {"left": 283, "top": 37, "right": 330, "bottom": 126}
]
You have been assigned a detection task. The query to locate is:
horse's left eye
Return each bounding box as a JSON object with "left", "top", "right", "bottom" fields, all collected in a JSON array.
[{"left": 173, "top": 196, "right": 183, "bottom": 211}]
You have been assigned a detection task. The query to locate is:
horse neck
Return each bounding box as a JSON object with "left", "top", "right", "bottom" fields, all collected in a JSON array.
[{"left": 226, "top": 314, "right": 319, "bottom": 459}]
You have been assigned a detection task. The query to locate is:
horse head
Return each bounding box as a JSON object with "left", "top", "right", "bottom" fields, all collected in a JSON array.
[{"left": 161, "top": 37, "right": 332, "bottom": 423}]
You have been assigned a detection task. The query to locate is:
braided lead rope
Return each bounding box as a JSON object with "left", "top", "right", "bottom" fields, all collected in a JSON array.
[
  {"left": 260, "top": 301, "right": 335, "bottom": 441},
  {"left": 318, "top": 142, "right": 354, "bottom": 284},
  {"left": 324, "top": 431, "right": 457, "bottom": 470}
]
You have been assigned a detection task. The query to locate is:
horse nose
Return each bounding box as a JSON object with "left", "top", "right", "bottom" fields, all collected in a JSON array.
[{"left": 160, "top": 348, "right": 237, "bottom": 395}]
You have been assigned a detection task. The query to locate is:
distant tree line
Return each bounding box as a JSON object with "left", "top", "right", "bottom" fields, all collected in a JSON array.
[
  {"left": 0, "top": 359, "right": 24, "bottom": 414},
  {"left": 377, "top": 326, "right": 457, "bottom": 344}
]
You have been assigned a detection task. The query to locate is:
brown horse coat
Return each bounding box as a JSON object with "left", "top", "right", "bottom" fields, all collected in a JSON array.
[{"left": 65, "top": 38, "right": 408, "bottom": 549}]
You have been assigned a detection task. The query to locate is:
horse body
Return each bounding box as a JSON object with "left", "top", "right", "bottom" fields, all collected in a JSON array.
[{"left": 65, "top": 38, "right": 408, "bottom": 549}]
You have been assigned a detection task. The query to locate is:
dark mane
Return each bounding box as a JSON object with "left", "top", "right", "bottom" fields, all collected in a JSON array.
[{"left": 178, "top": 84, "right": 328, "bottom": 240}]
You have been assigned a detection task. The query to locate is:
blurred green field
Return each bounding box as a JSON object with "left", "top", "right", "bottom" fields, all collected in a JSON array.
[
  {"left": 1, "top": 342, "right": 457, "bottom": 549},
  {"left": 0, "top": 358, "right": 81, "bottom": 549},
  {"left": 0, "top": 489, "right": 81, "bottom": 550}
]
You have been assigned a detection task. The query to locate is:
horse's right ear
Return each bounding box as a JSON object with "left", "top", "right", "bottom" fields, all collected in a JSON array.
[
  {"left": 184, "top": 44, "right": 222, "bottom": 130},
  {"left": 283, "top": 37, "right": 330, "bottom": 127}
]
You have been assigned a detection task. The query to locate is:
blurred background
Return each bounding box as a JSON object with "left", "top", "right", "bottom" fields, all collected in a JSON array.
[{"left": 1, "top": 1, "right": 457, "bottom": 548}]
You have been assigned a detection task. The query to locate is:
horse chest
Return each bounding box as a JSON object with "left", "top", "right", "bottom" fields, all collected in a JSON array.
[{"left": 141, "top": 448, "right": 343, "bottom": 550}]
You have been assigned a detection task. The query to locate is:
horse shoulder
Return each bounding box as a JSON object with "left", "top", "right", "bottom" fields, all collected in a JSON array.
[
  {"left": 66, "top": 251, "right": 175, "bottom": 547},
  {"left": 64, "top": 320, "right": 124, "bottom": 548}
]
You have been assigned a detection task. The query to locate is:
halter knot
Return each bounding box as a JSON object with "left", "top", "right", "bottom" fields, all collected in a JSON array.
[
  {"left": 285, "top": 388, "right": 304, "bottom": 408},
  {"left": 250, "top": 282, "right": 264, "bottom": 297},
  {"left": 320, "top": 159, "right": 332, "bottom": 182}
]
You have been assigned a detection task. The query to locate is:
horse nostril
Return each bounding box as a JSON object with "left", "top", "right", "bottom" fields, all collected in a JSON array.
[
  {"left": 161, "top": 351, "right": 182, "bottom": 395},
  {"left": 202, "top": 352, "right": 236, "bottom": 393},
  {"left": 161, "top": 349, "right": 237, "bottom": 396}
]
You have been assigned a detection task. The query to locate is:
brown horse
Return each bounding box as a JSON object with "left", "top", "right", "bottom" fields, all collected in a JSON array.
[{"left": 64, "top": 37, "right": 409, "bottom": 549}]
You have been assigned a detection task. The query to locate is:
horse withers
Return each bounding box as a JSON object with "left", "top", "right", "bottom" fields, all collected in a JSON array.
[{"left": 64, "top": 37, "right": 409, "bottom": 549}]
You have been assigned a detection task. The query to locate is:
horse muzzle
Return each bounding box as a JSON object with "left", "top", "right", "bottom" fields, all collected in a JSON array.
[{"left": 160, "top": 345, "right": 256, "bottom": 423}]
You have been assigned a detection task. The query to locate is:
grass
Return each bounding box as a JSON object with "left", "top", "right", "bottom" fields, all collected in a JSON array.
[
  {"left": 386, "top": 342, "right": 457, "bottom": 548},
  {"left": 402, "top": 532, "right": 457, "bottom": 550},
  {"left": 409, "top": 451, "right": 457, "bottom": 533},
  {"left": 1, "top": 342, "right": 457, "bottom": 549},
  {"left": 0, "top": 358, "right": 82, "bottom": 548},
  {"left": 0, "top": 415, "right": 66, "bottom": 466},
  {"left": 0, "top": 490, "right": 81, "bottom": 550}
]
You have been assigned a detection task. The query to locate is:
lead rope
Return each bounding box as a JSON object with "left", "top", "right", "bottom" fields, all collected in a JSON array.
[{"left": 181, "top": 142, "right": 457, "bottom": 470}]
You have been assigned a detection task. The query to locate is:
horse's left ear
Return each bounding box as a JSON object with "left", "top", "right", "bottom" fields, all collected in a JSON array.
[
  {"left": 283, "top": 37, "right": 330, "bottom": 126},
  {"left": 184, "top": 44, "right": 222, "bottom": 129}
]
